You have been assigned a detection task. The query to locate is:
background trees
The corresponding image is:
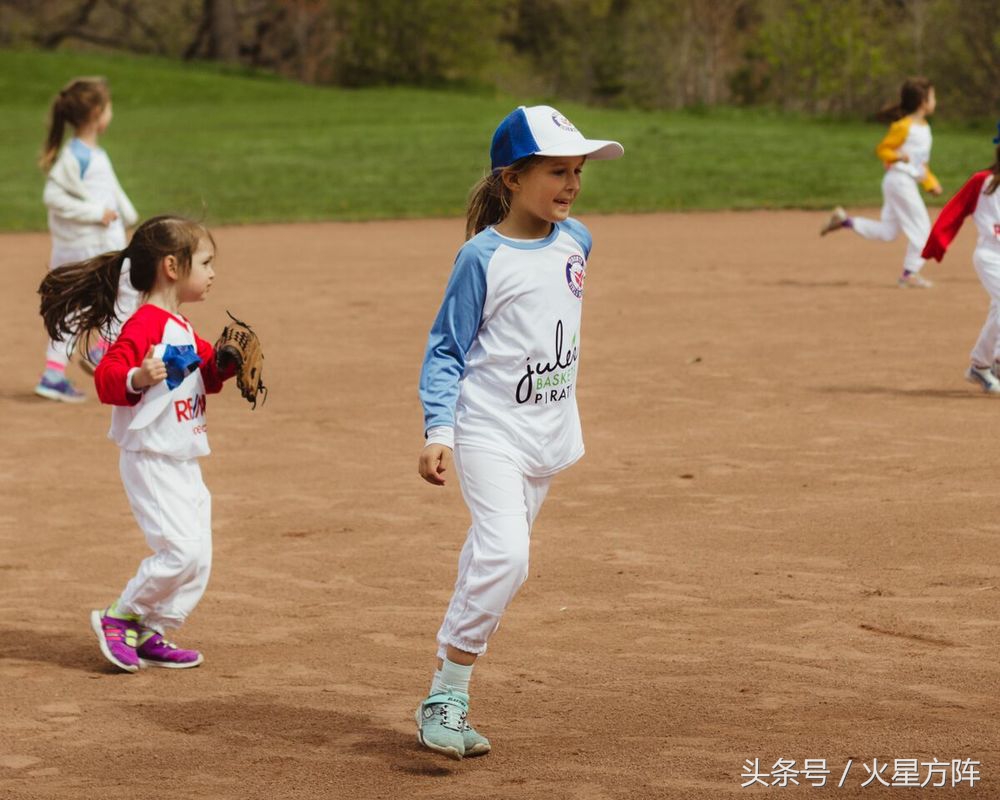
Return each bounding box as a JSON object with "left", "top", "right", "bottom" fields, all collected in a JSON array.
[{"left": 1, "top": 0, "right": 996, "bottom": 118}]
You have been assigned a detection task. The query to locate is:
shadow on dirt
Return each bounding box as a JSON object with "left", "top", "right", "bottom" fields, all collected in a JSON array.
[{"left": 0, "top": 626, "right": 113, "bottom": 674}]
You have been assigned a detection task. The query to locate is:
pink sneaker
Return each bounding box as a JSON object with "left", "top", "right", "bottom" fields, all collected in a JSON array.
[
  {"left": 90, "top": 610, "right": 140, "bottom": 673},
  {"left": 136, "top": 630, "right": 204, "bottom": 669}
]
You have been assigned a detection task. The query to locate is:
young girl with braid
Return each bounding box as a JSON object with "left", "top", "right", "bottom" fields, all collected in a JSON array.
[
  {"left": 415, "top": 106, "right": 622, "bottom": 759},
  {"left": 922, "top": 130, "right": 1000, "bottom": 393},
  {"left": 36, "top": 76, "right": 139, "bottom": 402},
  {"left": 39, "top": 215, "right": 236, "bottom": 673}
]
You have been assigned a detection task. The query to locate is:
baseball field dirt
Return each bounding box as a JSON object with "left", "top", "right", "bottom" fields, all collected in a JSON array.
[{"left": 2, "top": 212, "right": 998, "bottom": 798}]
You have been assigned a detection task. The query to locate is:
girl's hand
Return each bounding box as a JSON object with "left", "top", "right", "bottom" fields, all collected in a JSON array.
[
  {"left": 895, "top": 152, "right": 910, "bottom": 163},
  {"left": 101, "top": 208, "right": 119, "bottom": 226},
  {"left": 930, "top": 185, "right": 943, "bottom": 196},
  {"left": 132, "top": 346, "right": 167, "bottom": 389},
  {"left": 419, "top": 444, "right": 453, "bottom": 486}
]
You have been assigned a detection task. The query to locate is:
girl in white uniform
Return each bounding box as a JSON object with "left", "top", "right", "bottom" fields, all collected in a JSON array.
[
  {"left": 36, "top": 77, "right": 139, "bottom": 402},
  {"left": 415, "top": 105, "right": 623, "bottom": 759},
  {"left": 39, "top": 216, "right": 236, "bottom": 673},
  {"left": 922, "top": 133, "right": 1000, "bottom": 393},
  {"left": 821, "top": 77, "right": 943, "bottom": 288}
]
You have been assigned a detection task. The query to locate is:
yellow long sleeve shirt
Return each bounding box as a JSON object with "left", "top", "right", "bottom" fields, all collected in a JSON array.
[{"left": 874, "top": 116, "right": 940, "bottom": 193}]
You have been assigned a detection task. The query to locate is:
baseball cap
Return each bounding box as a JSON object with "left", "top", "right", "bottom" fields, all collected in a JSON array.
[{"left": 490, "top": 105, "right": 624, "bottom": 171}]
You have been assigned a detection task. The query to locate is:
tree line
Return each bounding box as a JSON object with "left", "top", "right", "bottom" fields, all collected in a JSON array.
[{"left": 2, "top": 0, "right": 998, "bottom": 119}]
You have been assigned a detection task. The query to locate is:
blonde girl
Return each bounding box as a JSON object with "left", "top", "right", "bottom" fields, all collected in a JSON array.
[
  {"left": 39, "top": 216, "right": 236, "bottom": 673},
  {"left": 37, "top": 76, "right": 139, "bottom": 402},
  {"left": 415, "top": 106, "right": 622, "bottom": 759},
  {"left": 821, "top": 77, "right": 943, "bottom": 288}
]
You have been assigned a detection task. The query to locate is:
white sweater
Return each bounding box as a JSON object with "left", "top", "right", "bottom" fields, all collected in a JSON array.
[{"left": 43, "top": 139, "right": 138, "bottom": 253}]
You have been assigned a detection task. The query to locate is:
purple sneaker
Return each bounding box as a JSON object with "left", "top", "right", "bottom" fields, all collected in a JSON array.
[
  {"left": 35, "top": 373, "right": 85, "bottom": 403},
  {"left": 136, "top": 630, "right": 204, "bottom": 669},
  {"left": 90, "top": 610, "right": 140, "bottom": 673}
]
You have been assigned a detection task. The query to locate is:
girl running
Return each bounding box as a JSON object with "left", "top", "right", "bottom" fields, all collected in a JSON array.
[{"left": 821, "top": 77, "right": 943, "bottom": 288}]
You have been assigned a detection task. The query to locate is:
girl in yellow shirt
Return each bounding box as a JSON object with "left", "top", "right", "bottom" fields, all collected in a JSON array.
[{"left": 821, "top": 78, "right": 943, "bottom": 288}]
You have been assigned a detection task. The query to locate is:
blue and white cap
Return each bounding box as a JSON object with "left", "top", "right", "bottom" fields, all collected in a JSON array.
[{"left": 490, "top": 105, "right": 624, "bottom": 171}]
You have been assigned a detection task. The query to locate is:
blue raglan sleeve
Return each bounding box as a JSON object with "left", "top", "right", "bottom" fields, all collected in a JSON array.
[
  {"left": 418, "top": 242, "right": 490, "bottom": 437},
  {"left": 561, "top": 218, "right": 593, "bottom": 258}
]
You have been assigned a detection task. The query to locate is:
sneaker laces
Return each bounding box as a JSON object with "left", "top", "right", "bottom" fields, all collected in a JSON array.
[{"left": 429, "top": 700, "right": 467, "bottom": 731}]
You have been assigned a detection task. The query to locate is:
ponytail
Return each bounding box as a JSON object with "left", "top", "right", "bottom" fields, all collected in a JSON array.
[
  {"left": 464, "top": 156, "right": 543, "bottom": 239},
  {"left": 38, "top": 250, "right": 127, "bottom": 350},
  {"left": 39, "top": 95, "right": 69, "bottom": 172},
  {"left": 39, "top": 76, "right": 110, "bottom": 172}
]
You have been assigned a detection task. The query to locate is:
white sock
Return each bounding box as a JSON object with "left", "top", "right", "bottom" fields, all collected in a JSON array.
[{"left": 431, "top": 658, "right": 474, "bottom": 696}]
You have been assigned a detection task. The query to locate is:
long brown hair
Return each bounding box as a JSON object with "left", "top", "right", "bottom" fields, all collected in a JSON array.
[
  {"left": 465, "top": 156, "right": 545, "bottom": 239},
  {"left": 987, "top": 144, "right": 1000, "bottom": 196},
  {"left": 39, "top": 76, "right": 110, "bottom": 172},
  {"left": 39, "top": 216, "right": 214, "bottom": 357},
  {"left": 876, "top": 77, "right": 933, "bottom": 124}
]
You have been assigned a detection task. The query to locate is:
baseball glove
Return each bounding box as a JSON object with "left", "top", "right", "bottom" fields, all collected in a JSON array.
[{"left": 215, "top": 311, "right": 267, "bottom": 409}]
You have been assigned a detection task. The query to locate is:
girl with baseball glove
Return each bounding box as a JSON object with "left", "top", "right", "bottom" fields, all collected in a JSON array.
[{"left": 39, "top": 215, "right": 238, "bottom": 673}]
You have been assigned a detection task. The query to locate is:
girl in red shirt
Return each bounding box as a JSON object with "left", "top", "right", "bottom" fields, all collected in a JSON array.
[
  {"left": 922, "top": 132, "right": 1000, "bottom": 393},
  {"left": 39, "top": 215, "right": 236, "bottom": 672}
]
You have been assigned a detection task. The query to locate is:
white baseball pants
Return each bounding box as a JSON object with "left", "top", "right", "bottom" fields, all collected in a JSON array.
[
  {"left": 116, "top": 450, "right": 212, "bottom": 633},
  {"left": 851, "top": 170, "right": 931, "bottom": 273},
  {"left": 436, "top": 445, "right": 551, "bottom": 658},
  {"left": 970, "top": 249, "right": 1000, "bottom": 366}
]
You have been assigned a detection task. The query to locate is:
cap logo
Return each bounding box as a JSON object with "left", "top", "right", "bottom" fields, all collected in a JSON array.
[
  {"left": 552, "top": 111, "right": 578, "bottom": 132},
  {"left": 565, "top": 254, "right": 586, "bottom": 299}
]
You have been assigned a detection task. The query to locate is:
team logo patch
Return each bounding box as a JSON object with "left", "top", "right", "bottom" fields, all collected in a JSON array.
[
  {"left": 552, "top": 111, "right": 578, "bottom": 132},
  {"left": 565, "top": 254, "right": 586, "bottom": 298}
]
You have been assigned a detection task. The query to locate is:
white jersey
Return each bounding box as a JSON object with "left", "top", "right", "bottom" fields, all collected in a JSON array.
[
  {"left": 889, "top": 121, "right": 932, "bottom": 183},
  {"left": 94, "top": 305, "right": 230, "bottom": 461},
  {"left": 420, "top": 219, "right": 592, "bottom": 477}
]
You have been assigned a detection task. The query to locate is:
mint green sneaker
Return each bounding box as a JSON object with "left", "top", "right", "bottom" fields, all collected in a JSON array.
[
  {"left": 463, "top": 720, "right": 491, "bottom": 756},
  {"left": 415, "top": 691, "right": 468, "bottom": 760}
]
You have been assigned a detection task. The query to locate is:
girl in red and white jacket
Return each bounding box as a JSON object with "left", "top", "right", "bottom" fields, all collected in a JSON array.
[
  {"left": 39, "top": 215, "right": 236, "bottom": 673},
  {"left": 922, "top": 136, "right": 1000, "bottom": 393}
]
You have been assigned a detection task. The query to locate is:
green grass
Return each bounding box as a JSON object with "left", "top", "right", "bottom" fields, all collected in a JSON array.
[{"left": 0, "top": 48, "right": 996, "bottom": 231}]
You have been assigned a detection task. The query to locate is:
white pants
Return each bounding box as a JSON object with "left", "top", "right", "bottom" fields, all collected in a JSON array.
[
  {"left": 436, "top": 446, "right": 551, "bottom": 658},
  {"left": 851, "top": 170, "right": 931, "bottom": 273},
  {"left": 971, "top": 250, "right": 1000, "bottom": 366},
  {"left": 44, "top": 247, "right": 139, "bottom": 368},
  {"left": 117, "top": 450, "right": 212, "bottom": 633}
]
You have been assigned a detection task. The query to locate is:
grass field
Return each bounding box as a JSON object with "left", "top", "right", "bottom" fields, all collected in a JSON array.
[{"left": 0, "top": 48, "right": 995, "bottom": 231}]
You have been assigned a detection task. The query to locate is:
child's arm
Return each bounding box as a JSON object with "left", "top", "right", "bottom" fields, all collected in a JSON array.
[
  {"left": 417, "top": 245, "right": 489, "bottom": 484},
  {"left": 921, "top": 171, "right": 989, "bottom": 262},
  {"left": 874, "top": 118, "right": 910, "bottom": 165},
  {"left": 94, "top": 315, "right": 161, "bottom": 406},
  {"left": 194, "top": 333, "right": 236, "bottom": 395},
  {"left": 43, "top": 179, "right": 110, "bottom": 225},
  {"left": 921, "top": 165, "right": 943, "bottom": 195}
]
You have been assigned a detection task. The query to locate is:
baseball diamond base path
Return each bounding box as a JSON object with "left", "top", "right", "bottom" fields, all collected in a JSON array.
[{"left": 1, "top": 212, "right": 999, "bottom": 799}]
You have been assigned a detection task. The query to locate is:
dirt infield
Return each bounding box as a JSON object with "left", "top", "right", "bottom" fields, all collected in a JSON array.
[{"left": 2, "top": 212, "right": 999, "bottom": 799}]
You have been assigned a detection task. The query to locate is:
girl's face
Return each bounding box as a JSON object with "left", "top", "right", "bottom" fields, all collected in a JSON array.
[
  {"left": 923, "top": 87, "right": 937, "bottom": 115},
  {"left": 508, "top": 156, "right": 585, "bottom": 226},
  {"left": 177, "top": 238, "right": 216, "bottom": 303},
  {"left": 93, "top": 100, "right": 113, "bottom": 134}
]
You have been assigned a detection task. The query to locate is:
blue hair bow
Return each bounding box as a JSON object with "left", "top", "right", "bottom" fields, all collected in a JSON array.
[
  {"left": 993, "top": 121, "right": 1000, "bottom": 145},
  {"left": 162, "top": 344, "right": 202, "bottom": 390}
]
